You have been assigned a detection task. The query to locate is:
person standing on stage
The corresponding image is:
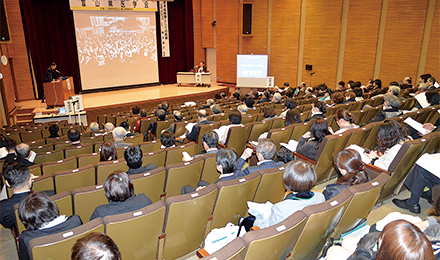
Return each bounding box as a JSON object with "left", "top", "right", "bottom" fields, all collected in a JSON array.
[
  {"left": 196, "top": 61, "right": 207, "bottom": 73},
  {"left": 44, "top": 62, "right": 60, "bottom": 83}
]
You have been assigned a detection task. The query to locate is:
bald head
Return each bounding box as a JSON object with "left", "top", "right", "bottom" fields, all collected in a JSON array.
[
  {"left": 16, "top": 143, "right": 31, "bottom": 159},
  {"left": 198, "top": 109, "right": 208, "bottom": 120}
]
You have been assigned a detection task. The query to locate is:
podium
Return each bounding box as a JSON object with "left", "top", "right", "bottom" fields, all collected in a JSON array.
[{"left": 43, "top": 76, "right": 75, "bottom": 107}]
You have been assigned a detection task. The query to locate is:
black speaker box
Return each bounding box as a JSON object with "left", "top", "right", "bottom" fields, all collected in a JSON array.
[{"left": 242, "top": 4, "right": 252, "bottom": 35}]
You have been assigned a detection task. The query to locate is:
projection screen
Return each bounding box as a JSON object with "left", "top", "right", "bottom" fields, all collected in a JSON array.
[{"left": 72, "top": 10, "right": 159, "bottom": 91}]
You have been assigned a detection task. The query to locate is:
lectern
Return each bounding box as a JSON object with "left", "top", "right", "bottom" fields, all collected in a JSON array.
[{"left": 43, "top": 77, "right": 75, "bottom": 107}]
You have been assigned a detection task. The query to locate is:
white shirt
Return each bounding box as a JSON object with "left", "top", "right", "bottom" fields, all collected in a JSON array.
[
  {"left": 374, "top": 144, "right": 403, "bottom": 171},
  {"left": 214, "top": 124, "right": 243, "bottom": 144}
]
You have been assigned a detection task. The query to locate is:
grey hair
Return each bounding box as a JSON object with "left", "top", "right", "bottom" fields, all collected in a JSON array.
[
  {"left": 210, "top": 104, "right": 221, "bottom": 115},
  {"left": 207, "top": 99, "right": 215, "bottom": 106},
  {"left": 112, "top": 127, "right": 126, "bottom": 140},
  {"left": 384, "top": 95, "right": 401, "bottom": 110},
  {"left": 419, "top": 83, "right": 428, "bottom": 91},
  {"left": 274, "top": 93, "right": 282, "bottom": 102},
  {"left": 104, "top": 123, "right": 115, "bottom": 132},
  {"left": 237, "top": 104, "right": 248, "bottom": 113},
  {"left": 256, "top": 139, "right": 277, "bottom": 160},
  {"left": 388, "top": 86, "right": 400, "bottom": 97},
  {"left": 89, "top": 122, "right": 99, "bottom": 131}
]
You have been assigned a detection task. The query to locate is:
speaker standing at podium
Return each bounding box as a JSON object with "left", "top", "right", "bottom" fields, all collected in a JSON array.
[
  {"left": 194, "top": 61, "right": 208, "bottom": 73},
  {"left": 44, "top": 62, "right": 61, "bottom": 83}
]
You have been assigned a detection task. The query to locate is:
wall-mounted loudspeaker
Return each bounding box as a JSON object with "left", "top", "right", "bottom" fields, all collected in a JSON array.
[
  {"left": 305, "top": 65, "right": 313, "bottom": 71},
  {"left": 242, "top": 4, "right": 252, "bottom": 35}
]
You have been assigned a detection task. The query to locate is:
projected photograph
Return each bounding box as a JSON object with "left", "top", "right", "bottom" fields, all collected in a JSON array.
[{"left": 73, "top": 11, "right": 159, "bottom": 90}]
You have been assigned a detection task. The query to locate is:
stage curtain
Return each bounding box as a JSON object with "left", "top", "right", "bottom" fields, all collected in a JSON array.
[
  {"left": 19, "top": 0, "right": 82, "bottom": 98},
  {"left": 157, "top": 0, "right": 194, "bottom": 84}
]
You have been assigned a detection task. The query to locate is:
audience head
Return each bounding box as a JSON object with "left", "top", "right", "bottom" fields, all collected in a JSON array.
[
  {"left": 207, "top": 99, "right": 215, "bottom": 106},
  {"left": 216, "top": 148, "right": 238, "bottom": 174},
  {"left": 273, "top": 93, "right": 282, "bottom": 102},
  {"left": 104, "top": 123, "right": 115, "bottom": 133},
  {"left": 284, "top": 98, "right": 297, "bottom": 110},
  {"left": 119, "top": 121, "right": 130, "bottom": 132},
  {"left": 3, "top": 162, "right": 31, "bottom": 190},
  {"left": 160, "top": 131, "right": 175, "bottom": 148},
  {"left": 427, "top": 77, "right": 436, "bottom": 86},
  {"left": 100, "top": 141, "right": 117, "bottom": 161},
  {"left": 285, "top": 109, "right": 302, "bottom": 126},
  {"left": 89, "top": 122, "right": 99, "bottom": 131},
  {"left": 376, "top": 220, "right": 434, "bottom": 260},
  {"left": 140, "top": 109, "right": 148, "bottom": 118},
  {"left": 103, "top": 171, "right": 134, "bottom": 203},
  {"left": 5, "top": 138, "right": 17, "bottom": 152},
  {"left": 419, "top": 83, "right": 429, "bottom": 91},
  {"left": 112, "top": 127, "right": 126, "bottom": 140},
  {"left": 68, "top": 129, "right": 81, "bottom": 142},
  {"left": 376, "top": 119, "right": 407, "bottom": 154},
  {"left": 403, "top": 76, "right": 412, "bottom": 85},
  {"left": 237, "top": 104, "right": 248, "bottom": 114},
  {"left": 156, "top": 109, "right": 166, "bottom": 121},
  {"left": 353, "top": 87, "right": 363, "bottom": 97},
  {"left": 16, "top": 143, "right": 31, "bottom": 159},
  {"left": 334, "top": 149, "right": 368, "bottom": 186},
  {"left": 310, "top": 118, "right": 331, "bottom": 143},
  {"left": 384, "top": 95, "right": 400, "bottom": 110},
  {"left": 132, "top": 106, "right": 140, "bottom": 115},
  {"left": 245, "top": 97, "right": 255, "bottom": 108},
  {"left": 263, "top": 91, "right": 270, "bottom": 99},
  {"left": 18, "top": 192, "right": 60, "bottom": 230},
  {"left": 198, "top": 109, "right": 208, "bottom": 119},
  {"left": 49, "top": 124, "right": 59, "bottom": 136},
  {"left": 173, "top": 110, "right": 183, "bottom": 121},
  {"left": 420, "top": 74, "right": 432, "bottom": 83},
  {"left": 387, "top": 85, "right": 401, "bottom": 97},
  {"left": 313, "top": 101, "right": 327, "bottom": 114},
  {"left": 345, "top": 91, "right": 356, "bottom": 101},
  {"left": 283, "top": 160, "right": 317, "bottom": 193},
  {"left": 210, "top": 104, "right": 221, "bottom": 115},
  {"left": 285, "top": 88, "right": 294, "bottom": 98},
  {"left": 202, "top": 130, "right": 219, "bottom": 149},
  {"left": 335, "top": 110, "right": 355, "bottom": 126},
  {"left": 338, "top": 81, "right": 345, "bottom": 89},
  {"left": 124, "top": 146, "right": 142, "bottom": 169},
  {"left": 161, "top": 101, "right": 169, "bottom": 111},
  {"left": 332, "top": 92, "right": 344, "bottom": 105},
  {"left": 228, "top": 111, "right": 242, "bottom": 124},
  {"left": 373, "top": 79, "right": 382, "bottom": 88},
  {"left": 256, "top": 139, "right": 277, "bottom": 161},
  {"left": 262, "top": 106, "right": 276, "bottom": 118},
  {"left": 71, "top": 232, "right": 121, "bottom": 260},
  {"left": 426, "top": 90, "right": 440, "bottom": 105}
]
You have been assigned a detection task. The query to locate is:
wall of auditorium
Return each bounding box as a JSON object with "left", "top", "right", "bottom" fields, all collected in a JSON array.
[{"left": 194, "top": 0, "right": 440, "bottom": 88}]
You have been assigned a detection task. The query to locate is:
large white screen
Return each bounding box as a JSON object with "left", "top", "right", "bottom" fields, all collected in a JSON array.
[
  {"left": 73, "top": 10, "right": 159, "bottom": 91},
  {"left": 237, "top": 55, "right": 268, "bottom": 87}
]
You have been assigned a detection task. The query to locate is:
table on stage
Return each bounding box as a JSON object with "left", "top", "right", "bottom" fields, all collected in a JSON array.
[
  {"left": 34, "top": 111, "right": 87, "bottom": 125},
  {"left": 176, "top": 72, "right": 211, "bottom": 87},
  {"left": 43, "top": 76, "right": 75, "bottom": 107}
]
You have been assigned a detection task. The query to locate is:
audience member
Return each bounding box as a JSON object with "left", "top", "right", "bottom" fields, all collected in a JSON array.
[
  {"left": 273, "top": 93, "right": 282, "bottom": 104},
  {"left": 186, "top": 110, "right": 213, "bottom": 141},
  {"left": 48, "top": 124, "right": 60, "bottom": 138},
  {"left": 18, "top": 192, "right": 82, "bottom": 260},
  {"left": 67, "top": 129, "right": 81, "bottom": 147},
  {"left": 304, "top": 101, "right": 326, "bottom": 122},
  {"left": 160, "top": 131, "right": 175, "bottom": 148},
  {"left": 369, "top": 95, "right": 402, "bottom": 123},
  {"left": 261, "top": 106, "right": 277, "bottom": 122},
  {"left": 257, "top": 91, "right": 271, "bottom": 104},
  {"left": 124, "top": 146, "right": 156, "bottom": 175},
  {"left": 296, "top": 118, "right": 331, "bottom": 160},
  {"left": 215, "top": 111, "right": 243, "bottom": 144},
  {"left": 134, "top": 109, "right": 148, "bottom": 132},
  {"left": 0, "top": 134, "right": 7, "bottom": 159},
  {"left": 165, "top": 110, "right": 183, "bottom": 133},
  {"left": 15, "top": 143, "right": 35, "bottom": 167},
  {"left": 132, "top": 106, "right": 140, "bottom": 115},
  {"left": 112, "top": 127, "right": 131, "bottom": 148},
  {"left": 210, "top": 104, "right": 222, "bottom": 115},
  {"left": 334, "top": 110, "right": 358, "bottom": 134},
  {"left": 344, "top": 91, "right": 356, "bottom": 103},
  {"left": 161, "top": 101, "right": 171, "bottom": 115},
  {"left": 284, "top": 109, "right": 302, "bottom": 126},
  {"left": 331, "top": 92, "right": 344, "bottom": 106},
  {"left": 89, "top": 122, "right": 100, "bottom": 133},
  {"left": 3, "top": 138, "right": 17, "bottom": 164},
  {"left": 104, "top": 123, "right": 115, "bottom": 134},
  {"left": 202, "top": 99, "right": 215, "bottom": 109},
  {"left": 245, "top": 97, "right": 255, "bottom": 109},
  {"left": 237, "top": 104, "right": 248, "bottom": 115},
  {"left": 323, "top": 149, "right": 369, "bottom": 200},
  {"left": 119, "top": 121, "right": 136, "bottom": 137},
  {"left": 238, "top": 139, "right": 284, "bottom": 175},
  {"left": 147, "top": 109, "right": 166, "bottom": 137},
  {"left": 71, "top": 232, "right": 121, "bottom": 260},
  {"left": 279, "top": 98, "right": 297, "bottom": 117},
  {"left": 353, "top": 87, "right": 364, "bottom": 101},
  {"left": 183, "top": 131, "right": 219, "bottom": 162},
  {"left": 90, "top": 171, "right": 152, "bottom": 220},
  {"left": 100, "top": 141, "right": 117, "bottom": 161}
]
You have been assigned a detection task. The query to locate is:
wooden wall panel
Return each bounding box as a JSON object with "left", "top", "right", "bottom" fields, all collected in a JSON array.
[
  {"left": 216, "top": 0, "right": 239, "bottom": 83},
  {"left": 4, "top": 0, "right": 33, "bottom": 101},
  {"left": 425, "top": 0, "right": 440, "bottom": 76},
  {"left": 342, "top": 0, "right": 382, "bottom": 84},
  {"left": 270, "top": 0, "right": 301, "bottom": 87},
  {"left": 193, "top": 0, "right": 205, "bottom": 64},
  {"left": 241, "top": 0, "right": 268, "bottom": 55},
  {"left": 302, "top": 0, "right": 343, "bottom": 88},
  {"left": 201, "top": 0, "right": 214, "bottom": 48},
  {"left": 379, "top": 0, "right": 428, "bottom": 85},
  {"left": 0, "top": 45, "right": 17, "bottom": 113}
]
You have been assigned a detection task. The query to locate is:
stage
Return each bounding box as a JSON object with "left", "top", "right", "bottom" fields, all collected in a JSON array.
[{"left": 17, "top": 83, "right": 232, "bottom": 123}]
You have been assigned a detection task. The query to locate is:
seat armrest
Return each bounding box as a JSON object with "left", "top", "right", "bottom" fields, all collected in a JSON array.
[
  {"left": 250, "top": 226, "right": 260, "bottom": 231},
  {"left": 293, "top": 152, "right": 317, "bottom": 165},
  {"left": 218, "top": 142, "right": 226, "bottom": 149},
  {"left": 197, "top": 248, "right": 210, "bottom": 258}
]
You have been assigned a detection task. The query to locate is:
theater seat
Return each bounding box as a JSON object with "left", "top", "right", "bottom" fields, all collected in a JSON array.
[
  {"left": 129, "top": 166, "right": 167, "bottom": 203},
  {"left": 165, "top": 142, "right": 196, "bottom": 165},
  {"left": 253, "top": 166, "right": 286, "bottom": 204},
  {"left": 41, "top": 157, "right": 77, "bottom": 176},
  {"left": 224, "top": 124, "right": 252, "bottom": 156},
  {"left": 164, "top": 157, "right": 204, "bottom": 198},
  {"left": 35, "top": 149, "right": 64, "bottom": 165},
  {"left": 267, "top": 126, "right": 294, "bottom": 152},
  {"left": 96, "top": 159, "right": 129, "bottom": 184},
  {"left": 54, "top": 165, "right": 96, "bottom": 193},
  {"left": 142, "top": 149, "right": 167, "bottom": 167},
  {"left": 139, "top": 140, "right": 161, "bottom": 154},
  {"left": 248, "top": 121, "right": 272, "bottom": 142},
  {"left": 72, "top": 185, "right": 108, "bottom": 223},
  {"left": 198, "top": 238, "right": 247, "bottom": 260}
]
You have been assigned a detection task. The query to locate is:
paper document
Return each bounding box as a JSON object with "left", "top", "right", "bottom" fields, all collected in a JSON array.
[
  {"left": 28, "top": 151, "right": 36, "bottom": 163},
  {"left": 404, "top": 117, "right": 430, "bottom": 135},
  {"left": 280, "top": 140, "right": 299, "bottom": 152},
  {"left": 346, "top": 144, "right": 372, "bottom": 164},
  {"left": 415, "top": 153, "right": 440, "bottom": 178},
  {"left": 185, "top": 123, "right": 196, "bottom": 133},
  {"left": 182, "top": 151, "right": 193, "bottom": 161},
  {"left": 415, "top": 93, "right": 430, "bottom": 108}
]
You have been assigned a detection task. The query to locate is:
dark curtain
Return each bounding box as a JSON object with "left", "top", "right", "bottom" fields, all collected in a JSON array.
[
  {"left": 19, "top": 0, "right": 81, "bottom": 98},
  {"left": 19, "top": 0, "right": 194, "bottom": 98},
  {"left": 156, "top": 0, "right": 194, "bottom": 84}
]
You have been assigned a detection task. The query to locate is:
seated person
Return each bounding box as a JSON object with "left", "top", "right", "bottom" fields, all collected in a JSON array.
[
  {"left": 353, "top": 86, "right": 364, "bottom": 101},
  {"left": 18, "top": 192, "right": 82, "bottom": 260},
  {"left": 119, "top": 121, "right": 136, "bottom": 137},
  {"left": 112, "top": 127, "right": 131, "bottom": 148},
  {"left": 89, "top": 122, "right": 100, "bottom": 132},
  {"left": 0, "top": 134, "right": 7, "bottom": 159},
  {"left": 210, "top": 104, "right": 222, "bottom": 115},
  {"left": 181, "top": 149, "right": 242, "bottom": 194},
  {"left": 252, "top": 160, "right": 325, "bottom": 229},
  {"left": 273, "top": 93, "right": 282, "bottom": 104},
  {"left": 304, "top": 101, "right": 327, "bottom": 122},
  {"left": 100, "top": 141, "right": 117, "bottom": 161},
  {"left": 147, "top": 109, "right": 166, "bottom": 137},
  {"left": 333, "top": 109, "right": 358, "bottom": 134},
  {"left": 245, "top": 97, "right": 255, "bottom": 109},
  {"left": 160, "top": 131, "right": 175, "bottom": 148},
  {"left": 326, "top": 220, "right": 434, "bottom": 260},
  {"left": 161, "top": 101, "right": 171, "bottom": 115},
  {"left": 237, "top": 104, "right": 248, "bottom": 115},
  {"left": 284, "top": 109, "right": 302, "bottom": 126},
  {"left": 279, "top": 98, "right": 297, "bottom": 117},
  {"left": 15, "top": 143, "right": 35, "bottom": 167},
  {"left": 183, "top": 131, "right": 219, "bottom": 162},
  {"left": 104, "top": 123, "right": 115, "bottom": 135},
  {"left": 202, "top": 99, "right": 215, "bottom": 109},
  {"left": 165, "top": 111, "right": 183, "bottom": 133},
  {"left": 237, "top": 139, "right": 284, "bottom": 176},
  {"left": 90, "top": 171, "right": 153, "bottom": 220},
  {"left": 134, "top": 109, "right": 148, "bottom": 132},
  {"left": 185, "top": 110, "right": 213, "bottom": 141},
  {"left": 132, "top": 106, "right": 140, "bottom": 115},
  {"left": 215, "top": 111, "right": 243, "bottom": 144},
  {"left": 296, "top": 118, "right": 332, "bottom": 160},
  {"left": 261, "top": 106, "right": 277, "bottom": 122},
  {"left": 330, "top": 92, "right": 344, "bottom": 106},
  {"left": 345, "top": 91, "right": 356, "bottom": 103},
  {"left": 365, "top": 119, "right": 407, "bottom": 171},
  {"left": 67, "top": 129, "right": 81, "bottom": 147},
  {"left": 323, "top": 149, "right": 369, "bottom": 200},
  {"left": 369, "top": 95, "right": 402, "bottom": 123},
  {"left": 124, "top": 146, "right": 156, "bottom": 175},
  {"left": 3, "top": 138, "right": 17, "bottom": 165},
  {"left": 47, "top": 124, "right": 60, "bottom": 138},
  {"left": 257, "top": 91, "right": 271, "bottom": 104},
  {"left": 71, "top": 232, "right": 121, "bottom": 260}
]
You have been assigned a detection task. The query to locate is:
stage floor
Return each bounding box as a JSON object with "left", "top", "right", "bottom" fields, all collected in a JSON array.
[{"left": 17, "top": 83, "right": 230, "bottom": 114}]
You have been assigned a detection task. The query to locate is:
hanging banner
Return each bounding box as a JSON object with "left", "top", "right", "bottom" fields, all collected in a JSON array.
[
  {"left": 159, "top": 2, "right": 170, "bottom": 58},
  {"left": 70, "top": 0, "right": 157, "bottom": 11}
]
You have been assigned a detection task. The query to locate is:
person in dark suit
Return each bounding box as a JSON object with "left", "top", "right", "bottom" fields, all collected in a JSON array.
[
  {"left": 165, "top": 111, "right": 183, "bottom": 134},
  {"left": 195, "top": 61, "right": 208, "bottom": 73},
  {"left": 15, "top": 143, "right": 35, "bottom": 167},
  {"left": 43, "top": 62, "right": 60, "bottom": 83},
  {"left": 237, "top": 139, "right": 284, "bottom": 176},
  {"left": 0, "top": 162, "right": 33, "bottom": 230},
  {"left": 71, "top": 233, "right": 121, "bottom": 260},
  {"left": 181, "top": 148, "right": 243, "bottom": 194},
  {"left": 3, "top": 138, "right": 17, "bottom": 165},
  {"left": 113, "top": 127, "right": 132, "bottom": 148},
  {"left": 18, "top": 192, "right": 82, "bottom": 260},
  {"left": 47, "top": 124, "right": 60, "bottom": 138},
  {"left": 147, "top": 109, "right": 166, "bottom": 137},
  {"left": 257, "top": 91, "right": 271, "bottom": 104},
  {"left": 67, "top": 129, "right": 82, "bottom": 148},
  {"left": 124, "top": 146, "right": 156, "bottom": 175},
  {"left": 90, "top": 171, "right": 153, "bottom": 220},
  {"left": 304, "top": 101, "right": 327, "bottom": 123},
  {"left": 185, "top": 110, "right": 213, "bottom": 141},
  {"left": 369, "top": 95, "right": 402, "bottom": 123},
  {"left": 191, "top": 131, "right": 219, "bottom": 160},
  {"left": 119, "top": 121, "right": 136, "bottom": 137}
]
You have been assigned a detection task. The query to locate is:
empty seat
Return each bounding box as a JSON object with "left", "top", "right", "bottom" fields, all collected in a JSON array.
[
  {"left": 164, "top": 157, "right": 204, "bottom": 198},
  {"left": 139, "top": 140, "right": 162, "bottom": 154},
  {"left": 46, "top": 136, "right": 68, "bottom": 144},
  {"left": 200, "top": 153, "right": 219, "bottom": 184},
  {"left": 126, "top": 133, "right": 144, "bottom": 144},
  {"left": 64, "top": 143, "right": 94, "bottom": 158},
  {"left": 32, "top": 174, "right": 55, "bottom": 193},
  {"left": 54, "top": 165, "right": 96, "bottom": 193},
  {"left": 224, "top": 124, "right": 252, "bottom": 156},
  {"left": 142, "top": 149, "right": 166, "bottom": 167},
  {"left": 35, "top": 149, "right": 64, "bottom": 165},
  {"left": 130, "top": 166, "right": 167, "bottom": 203},
  {"left": 96, "top": 159, "right": 129, "bottom": 184},
  {"left": 28, "top": 164, "right": 42, "bottom": 177},
  {"left": 104, "top": 201, "right": 166, "bottom": 260},
  {"left": 20, "top": 130, "right": 43, "bottom": 143},
  {"left": 267, "top": 126, "right": 294, "bottom": 151},
  {"left": 165, "top": 142, "right": 196, "bottom": 165},
  {"left": 289, "top": 122, "right": 310, "bottom": 141},
  {"left": 41, "top": 157, "right": 77, "bottom": 176},
  {"left": 32, "top": 144, "right": 54, "bottom": 154},
  {"left": 77, "top": 152, "right": 100, "bottom": 168},
  {"left": 248, "top": 121, "right": 272, "bottom": 142},
  {"left": 72, "top": 185, "right": 108, "bottom": 223},
  {"left": 253, "top": 166, "right": 286, "bottom": 204}
]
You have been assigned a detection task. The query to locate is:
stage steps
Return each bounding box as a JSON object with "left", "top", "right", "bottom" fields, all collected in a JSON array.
[{"left": 16, "top": 108, "right": 35, "bottom": 125}]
